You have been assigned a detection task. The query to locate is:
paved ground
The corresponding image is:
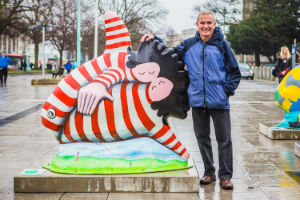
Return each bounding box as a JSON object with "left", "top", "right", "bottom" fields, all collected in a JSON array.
[{"left": 0, "top": 74, "right": 299, "bottom": 200}]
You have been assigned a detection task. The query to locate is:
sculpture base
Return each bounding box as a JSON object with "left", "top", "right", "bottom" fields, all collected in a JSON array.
[
  {"left": 43, "top": 156, "right": 189, "bottom": 174},
  {"left": 42, "top": 139, "right": 189, "bottom": 174},
  {"left": 31, "top": 78, "right": 63, "bottom": 85},
  {"left": 14, "top": 167, "right": 199, "bottom": 193},
  {"left": 259, "top": 123, "right": 300, "bottom": 140}
]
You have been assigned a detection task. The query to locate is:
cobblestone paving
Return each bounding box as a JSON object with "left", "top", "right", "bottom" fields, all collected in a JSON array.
[{"left": 0, "top": 74, "right": 299, "bottom": 200}]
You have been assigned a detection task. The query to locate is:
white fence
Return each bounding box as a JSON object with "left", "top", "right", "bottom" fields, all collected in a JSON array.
[{"left": 252, "top": 66, "right": 275, "bottom": 81}]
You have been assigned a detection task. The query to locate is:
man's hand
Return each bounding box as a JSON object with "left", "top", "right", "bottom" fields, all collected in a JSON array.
[
  {"left": 140, "top": 34, "right": 155, "bottom": 43},
  {"left": 77, "top": 82, "right": 113, "bottom": 115}
]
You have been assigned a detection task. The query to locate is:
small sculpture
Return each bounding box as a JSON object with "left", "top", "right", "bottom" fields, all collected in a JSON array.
[{"left": 275, "top": 67, "right": 300, "bottom": 128}]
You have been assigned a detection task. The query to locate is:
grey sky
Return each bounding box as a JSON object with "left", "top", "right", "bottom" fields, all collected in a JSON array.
[{"left": 158, "top": 0, "right": 203, "bottom": 34}]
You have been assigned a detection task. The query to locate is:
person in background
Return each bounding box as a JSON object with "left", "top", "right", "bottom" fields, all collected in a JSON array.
[
  {"left": 65, "top": 60, "right": 72, "bottom": 74},
  {"left": 73, "top": 61, "right": 78, "bottom": 69},
  {"left": 141, "top": 11, "right": 241, "bottom": 190},
  {"left": 275, "top": 46, "right": 292, "bottom": 83},
  {"left": 0, "top": 51, "right": 12, "bottom": 86},
  {"left": 21, "top": 58, "right": 26, "bottom": 72}
]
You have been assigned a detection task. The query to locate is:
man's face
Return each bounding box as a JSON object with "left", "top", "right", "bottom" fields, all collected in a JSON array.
[
  {"left": 1, "top": 52, "right": 5, "bottom": 57},
  {"left": 196, "top": 14, "right": 216, "bottom": 41}
]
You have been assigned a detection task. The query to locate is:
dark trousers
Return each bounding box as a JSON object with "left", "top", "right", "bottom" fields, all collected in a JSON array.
[
  {"left": 0, "top": 68, "right": 8, "bottom": 85},
  {"left": 192, "top": 107, "right": 233, "bottom": 179}
]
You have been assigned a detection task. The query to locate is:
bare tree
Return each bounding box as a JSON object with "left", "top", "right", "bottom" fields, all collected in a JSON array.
[
  {"left": 47, "top": 0, "right": 77, "bottom": 67},
  {"left": 166, "top": 27, "right": 176, "bottom": 47},
  {"left": 97, "top": 0, "right": 167, "bottom": 49},
  {"left": 0, "top": 0, "right": 31, "bottom": 35},
  {"left": 18, "top": 0, "right": 50, "bottom": 69}
]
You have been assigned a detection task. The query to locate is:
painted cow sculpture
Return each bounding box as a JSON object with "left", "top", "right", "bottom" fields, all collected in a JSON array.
[
  {"left": 41, "top": 11, "right": 190, "bottom": 161},
  {"left": 275, "top": 67, "right": 300, "bottom": 128}
]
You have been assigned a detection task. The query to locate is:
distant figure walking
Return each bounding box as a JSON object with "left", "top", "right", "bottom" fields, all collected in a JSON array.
[
  {"left": 21, "top": 58, "right": 26, "bottom": 72},
  {"left": 275, "top": 46, "right": 292, "bottom": 83},
  {"left": 65, "top": 60, "right": 72, "bottom": 74},
  {"left": 0, "top": 51, "right": 12, "bottom": 86}
]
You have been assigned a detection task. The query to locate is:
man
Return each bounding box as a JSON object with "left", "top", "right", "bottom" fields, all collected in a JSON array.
[
  {"left": 65, "top": 60, "right": 72, "bottom": 74},
  {"left": 0, "top": 51, "right": 12, "bottom": 86},
  {"left": 141, "top": 11, "right": 241, "bottom": 190},
  {"left": 21, "top": 58, "right": 26, "bottom": 72}
]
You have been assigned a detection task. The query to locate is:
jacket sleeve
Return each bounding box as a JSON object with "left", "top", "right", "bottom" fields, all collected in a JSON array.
[
  {"left": 223, "top": 41, "right": 241, "bottom": 96},
  {"left": 275, "top": 57, "right": 281, "bottom": 76}
]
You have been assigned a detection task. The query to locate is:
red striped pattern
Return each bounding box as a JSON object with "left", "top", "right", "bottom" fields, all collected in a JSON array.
[
  {"left": 118, "top": 52, "right": 128, "bottom": 81},
  {"left": 91, "top": 104, "right": 105, "bottom": 142},
  {"left": 120, "top": 83, "right": 141, "bottom": 138},
  {"left": 104, "top": 12, "right": 131, "bottom": 53},
  {"left": 64, "top": 74, "right": 81, "bottom": 90},
  {"left": 52, "top": 86, "right": 76, "bottom": 108},
  {"left": 151, "top": 125, "right": 170, "bottom": 139},
  {"left": 41, "top": 117, "right": 62, "bottom": 132},
  {"left": 132, "top": 83, "right": 155, "bottom": 131},
  {"left": 60, "top": 83, "right": 186, "bottom": 157},
  {"left": 91, "top": 58, "right": 102, "bottom": 74},
  {"left": 103, "top": 53, "right": 112, "bottom": 67},
  {"left": 43, "top": 102, "right": 68, "bottom": 118},
  {"left": 106, "top": 41, "right": 131, "bottom": 50},
  {"left": 64, "top": 117, "right": 76, "bottom": 142},
  {"left": 75, "top": 112, "right": 90, "bottom": 142},
  {"left": 179, "top": 148, "right": 187, "bottom": 156},
  {"left": 105, "top": 17, "right": 121, "bottom": 24},
  {"left": 106, "top": 32, "right": 130, "bottom": 40},
  {"left": 106, "top": 24, "right": 126, "bottom": 32},
  {"left": 78, "top": 65, "right": 92, "bottom": 81},
  {"left": 104, "top": 89, "right": 122, "bottom": 140}
]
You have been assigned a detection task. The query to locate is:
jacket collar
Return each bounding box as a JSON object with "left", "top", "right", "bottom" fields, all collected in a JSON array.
[{"left": 195, "top": 27, "right": 224, "bottom": 46}]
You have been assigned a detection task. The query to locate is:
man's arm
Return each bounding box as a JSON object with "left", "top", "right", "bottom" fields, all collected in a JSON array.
[
  {"left": 140, "top": 34, "right": 186, "bottom": 59},
  {"left": 223, "top": 41, "right": 241, "bottom": 96}
]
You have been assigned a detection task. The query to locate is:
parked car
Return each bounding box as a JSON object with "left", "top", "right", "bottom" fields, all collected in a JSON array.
[
  {"left": 238, "top": 63, "right": 254, "bottom": 80},
  {"left": 263, "top": 63, "right": 275, "bottom": 68}
]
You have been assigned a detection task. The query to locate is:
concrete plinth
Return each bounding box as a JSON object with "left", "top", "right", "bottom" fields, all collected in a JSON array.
[
  {"left": 14, "top": 167, "right": 199, "bottom": 193},
  {"left": 295, "top": 142, "right": 300, "bottom": 157},
  {"left": 31, "top": 78, "right": 62, "bottom": 85},
  {"left": 259, "top": 123, "right": 300, "bottom": 140}
]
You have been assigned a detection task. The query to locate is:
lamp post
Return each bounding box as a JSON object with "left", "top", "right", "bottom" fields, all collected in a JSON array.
[
  {"left": 94, "top": 0, "right": 99, "bottom": 58},
  {"left": 77, "top": 0, "right": 81, "bottom": 65},
  {"left": 29, "top": 24, "right": 57, "bottom": 78},
  {"left": 292, "top": 39, "right": 297, "bottom": 69}
]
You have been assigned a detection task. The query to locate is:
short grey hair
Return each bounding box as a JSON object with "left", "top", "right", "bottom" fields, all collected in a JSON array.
[{"left": 196, "top": 11, "right": 215, "bottom": 22}]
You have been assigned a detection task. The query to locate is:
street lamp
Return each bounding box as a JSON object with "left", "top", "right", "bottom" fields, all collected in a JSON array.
[
  {"left": 77, "top": 0, "right": 81, "bottom": 65},
  {"left": 29, "top": 24, "right": 56, "bottom": 78},
  {"left": 94, "top": 0, "right": 99, "bottom": 58}
]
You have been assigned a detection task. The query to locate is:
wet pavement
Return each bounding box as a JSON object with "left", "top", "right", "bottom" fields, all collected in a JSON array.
[{"left": 0, "top": 74, "right": 299, "bottom": 200}]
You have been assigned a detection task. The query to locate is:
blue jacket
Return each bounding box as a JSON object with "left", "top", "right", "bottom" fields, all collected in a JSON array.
[
  {"left": 0, "top": 56, "right": 12, "bottom": 69},
  {"left": 65, "top": 62, "right": 72, "bottom": 70},
  {"left": 172, "top": 27, "right": 241, "bottom": 110}
]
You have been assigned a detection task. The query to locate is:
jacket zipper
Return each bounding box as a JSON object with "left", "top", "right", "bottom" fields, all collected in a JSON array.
[{"left": 202, "top": 42, "right": 206, "bottom": 108}]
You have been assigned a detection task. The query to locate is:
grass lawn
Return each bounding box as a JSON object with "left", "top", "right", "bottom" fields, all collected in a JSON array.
[{"left": 8, "top": 69, "right": 56, "bottom": 74}]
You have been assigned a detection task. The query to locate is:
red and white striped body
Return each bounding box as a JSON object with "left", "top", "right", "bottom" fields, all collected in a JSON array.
[
  {"left": 104, "top": 11, "right": 131, "bottom": 54},
  {"left": 41, "top": 11, "right": 135, "bottom": 138},
  {"left": 61, "top": 82, "right": 187, "bottom": 157},
  {"left": 41, "top": 52, "right": 139, "bottom": 138}
]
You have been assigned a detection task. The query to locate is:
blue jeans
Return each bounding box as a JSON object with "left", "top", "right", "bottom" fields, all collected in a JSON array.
[{"left": 192, "top": 107, "right": 233, "bottom": 179}]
